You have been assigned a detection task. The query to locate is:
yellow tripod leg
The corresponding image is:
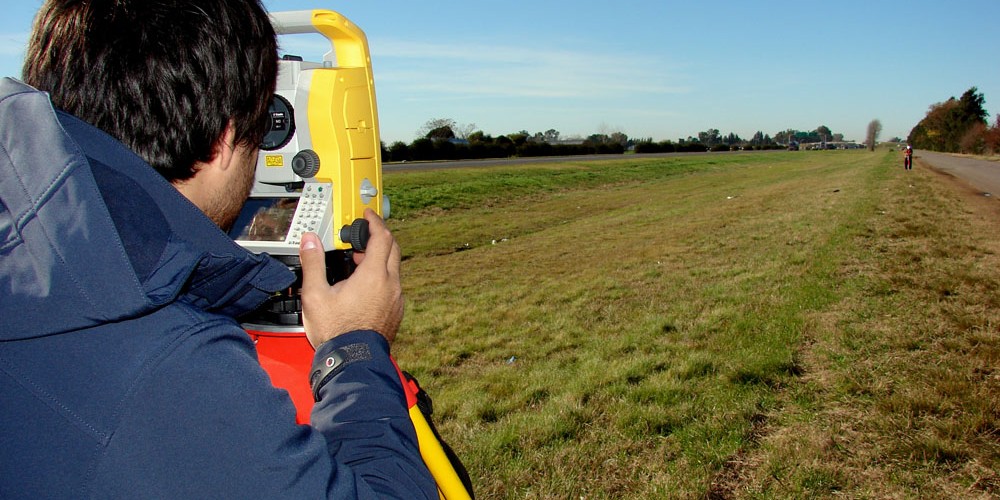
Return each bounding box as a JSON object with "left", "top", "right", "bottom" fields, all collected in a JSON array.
[{"left": 408, "top": 405, "right": 472, "bottom": 500}]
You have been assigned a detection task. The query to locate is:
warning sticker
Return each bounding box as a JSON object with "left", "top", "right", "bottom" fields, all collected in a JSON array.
[{"left": 265, "top": 155, "right": 283, "bottom": 167}]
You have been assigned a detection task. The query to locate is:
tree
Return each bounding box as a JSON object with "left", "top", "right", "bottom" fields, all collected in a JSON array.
[
  {"left": 417, "top": 118, "right": 456, "bottom": 139},
  {"left": 609, "top": 131, "right": 628, "bottom": 147},
  {"left": 908, "top": 87, "right": 989, "bottom": 152},
  {"left": 697, "top": 128, "right": 721, "bottom": 147},
  {"left": 387, "top": 141, "right": 409, "bottom": 162},
  {"left": 986, "top": 115, "right": 1000, "bottom": 155},
  {"left": 959, "top": 122, "right": 987, "bottom": 154},
  {"left": 425, "top": 125, "right": 455, "bottom": 140},
  {"left": 815, "top": 125, "right": 832, "bottom": 142},
  {"left": 866, "top": 119, "right": 882, "bottom": 151},
  {"left": 453, "top": 122, "right": 477, "bottom": 140},
  {"left": 467, "top": 130, "right": 490, "bottom": 144},
  {"left": 958, "top": 87, "right": 988, "bottom": 124},
  {"left": 508, "top": 131, "right": 529, "bottom": 147},
  {"left": 908, "top": 99, "right": 957, "bottom": 151},
  {"left": 409, "top": 138, "right": 435, "bottom": 160},
  {"left": 773, "top": 129, "right": 797, "bottom": 145},
  {"left": 584, "top": 133, "right": 610, "bottom": 145}
]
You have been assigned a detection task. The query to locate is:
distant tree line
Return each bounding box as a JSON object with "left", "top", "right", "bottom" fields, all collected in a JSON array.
[
  {"left": 635, "top": 128, "right": 780, "bottom": 153},
  {"left": 382, "top": 130, "right": 626, "bottom": 163},
  {"left": 908, "top": 87, "right": 1000, "bottom": 154},
  {"left": 380, "top": 118, "right": 849, "bottom": 162},
  {"left": 773, "top": 126, "right": 845, "bottom": 146}
]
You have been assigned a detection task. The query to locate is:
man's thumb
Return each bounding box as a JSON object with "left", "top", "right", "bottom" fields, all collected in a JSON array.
[{"left": 298, "top": 232, "right": 327, "bottom": 293}]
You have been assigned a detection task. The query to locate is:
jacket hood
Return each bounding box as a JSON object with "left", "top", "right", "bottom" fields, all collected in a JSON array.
[{"left": 0, "top": 78, "right": 294, "bottom": 341}]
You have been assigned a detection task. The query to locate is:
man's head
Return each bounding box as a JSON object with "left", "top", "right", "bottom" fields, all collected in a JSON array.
[{"left": 23, "top": 0, "right": 277, "bottom": 227}]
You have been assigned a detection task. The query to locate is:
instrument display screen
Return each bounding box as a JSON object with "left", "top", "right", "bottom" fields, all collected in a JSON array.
[{"left": 229, "top": 197, "right": 299, "bottom": 242}]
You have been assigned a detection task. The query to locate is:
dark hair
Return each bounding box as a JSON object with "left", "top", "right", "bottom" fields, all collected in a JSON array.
[{"left": 23, "top": 0, "right": 277, "bottom": 182}]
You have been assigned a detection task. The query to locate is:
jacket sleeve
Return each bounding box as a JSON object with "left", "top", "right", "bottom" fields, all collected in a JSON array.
[
  {"left": 310, "top": 330, "right": 439, "bottom": 498},
  {"left": 89, "top": 318, "right": 437, "bottom": 499}
]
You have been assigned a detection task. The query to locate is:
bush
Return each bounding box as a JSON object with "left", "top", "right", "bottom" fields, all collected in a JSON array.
[
  {"left": 677, "top": 143, "right": 708, "bottom": 153},
  {"left": 386, "top": 141, "right": 409, "bottom": 162},
  {"left": 517, "top": 141, "right": 554, "bottom": 157},
  {"left": 409, "top": 138, "right": 435, "bottom": 161},
  {"left": 595, "top": 143, "right": 625, "bottom": 154},
  {"left": 634, "top": 141, "right": 677, "bottom": 154}
]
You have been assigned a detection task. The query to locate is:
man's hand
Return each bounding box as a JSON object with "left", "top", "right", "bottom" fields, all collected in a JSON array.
[{"left": 298, "top": 209, "right": 403, "bottom": 348}]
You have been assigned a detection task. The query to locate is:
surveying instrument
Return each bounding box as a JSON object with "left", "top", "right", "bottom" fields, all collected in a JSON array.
[{"left": 229, "top": 10, "right": 472, "bottom": 499}]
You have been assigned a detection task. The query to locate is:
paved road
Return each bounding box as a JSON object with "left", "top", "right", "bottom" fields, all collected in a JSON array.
[{"left": 916, "top": 150, "right": 1000, "bottom": 197}]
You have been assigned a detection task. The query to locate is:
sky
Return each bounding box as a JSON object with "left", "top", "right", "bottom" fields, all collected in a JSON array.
[{"left": 2, "top": 1, "right": 998, "bottom": 145}]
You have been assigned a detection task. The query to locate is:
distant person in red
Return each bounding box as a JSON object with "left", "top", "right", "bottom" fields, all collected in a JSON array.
[{"left": 904, "top": 145, "right": 913, "bottom": 170}]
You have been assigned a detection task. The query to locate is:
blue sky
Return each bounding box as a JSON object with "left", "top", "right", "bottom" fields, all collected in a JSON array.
[{"left": 2, "top": 1, "right": 998, "bottom": 145}]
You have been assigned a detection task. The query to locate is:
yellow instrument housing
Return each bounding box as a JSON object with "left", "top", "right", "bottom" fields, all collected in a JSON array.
[{"left": 263, "top": 9, "right": 383, "bottom": 251}]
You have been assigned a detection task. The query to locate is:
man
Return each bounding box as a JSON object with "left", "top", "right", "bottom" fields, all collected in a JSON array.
[
  {"left": 0, "top": 0, "right": 436, "bottom": 498},
  {"left": 904, "top": 145, "right": 914, "bottom": 170}
]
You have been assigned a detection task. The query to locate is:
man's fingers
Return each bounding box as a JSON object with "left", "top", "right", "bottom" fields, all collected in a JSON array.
[
  {"left": 356, "top": 209, "right": 392, "bottom": 265},
  {"left": 363, "top": 209, "right": 401, "bottom": 279},
  {"left": 298, "top": 232, "right": 327, "bottom": 293},
  {"left": 295, "top": 213, "right": 404, "bottom": 347},
  {"left": 388, "top": 239, "right": 401, "bottom": 280}
]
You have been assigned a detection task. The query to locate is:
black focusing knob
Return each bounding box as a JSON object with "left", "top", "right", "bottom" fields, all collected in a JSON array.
[
  {"left": 292, "top": 149, "right": 320, "bottom": 178},
  {"left": 340, "top": 218, "right": 370, "bottom": 251}
]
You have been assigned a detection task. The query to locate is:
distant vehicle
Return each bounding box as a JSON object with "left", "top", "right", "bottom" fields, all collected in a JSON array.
[{"left": 787, "top": 141, "right": 799, "bottom": 151}]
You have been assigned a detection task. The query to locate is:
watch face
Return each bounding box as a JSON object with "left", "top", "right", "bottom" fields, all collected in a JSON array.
[{"left": 261, "top": 94, "right": 295, "bottom": 151}]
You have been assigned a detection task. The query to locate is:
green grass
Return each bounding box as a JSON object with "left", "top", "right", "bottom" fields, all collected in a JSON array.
[{"left": 383, "top": 150, "right": 1000, "bottom": 498}]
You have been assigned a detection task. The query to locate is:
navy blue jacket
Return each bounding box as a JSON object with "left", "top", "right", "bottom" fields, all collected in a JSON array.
[{"left": 0, "top": 78, "right": 436, "bottom": 499}]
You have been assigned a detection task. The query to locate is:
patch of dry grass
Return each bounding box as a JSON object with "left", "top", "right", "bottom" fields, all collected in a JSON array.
[
  {"left": 727, "top": 157, "right": 1000, "bottom": 498},
  {"left": 383, "top": 150, "right": 1000, "bottom": 498}
]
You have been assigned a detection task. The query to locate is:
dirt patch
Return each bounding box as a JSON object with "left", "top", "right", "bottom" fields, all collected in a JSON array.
[
  {"left": 916, "top": 159, "right": 1000, "bottom": 247},
  {"left": 919, "top": 157, "right": 1000, "bottom": 220},
  {"left": 706, "top": 412, "right": 769, "bottom": 499}
]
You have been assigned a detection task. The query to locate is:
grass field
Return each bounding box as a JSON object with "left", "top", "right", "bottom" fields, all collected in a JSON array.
[{"left": 383, "top": 150, "right": 1000, "bottom": 498}]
